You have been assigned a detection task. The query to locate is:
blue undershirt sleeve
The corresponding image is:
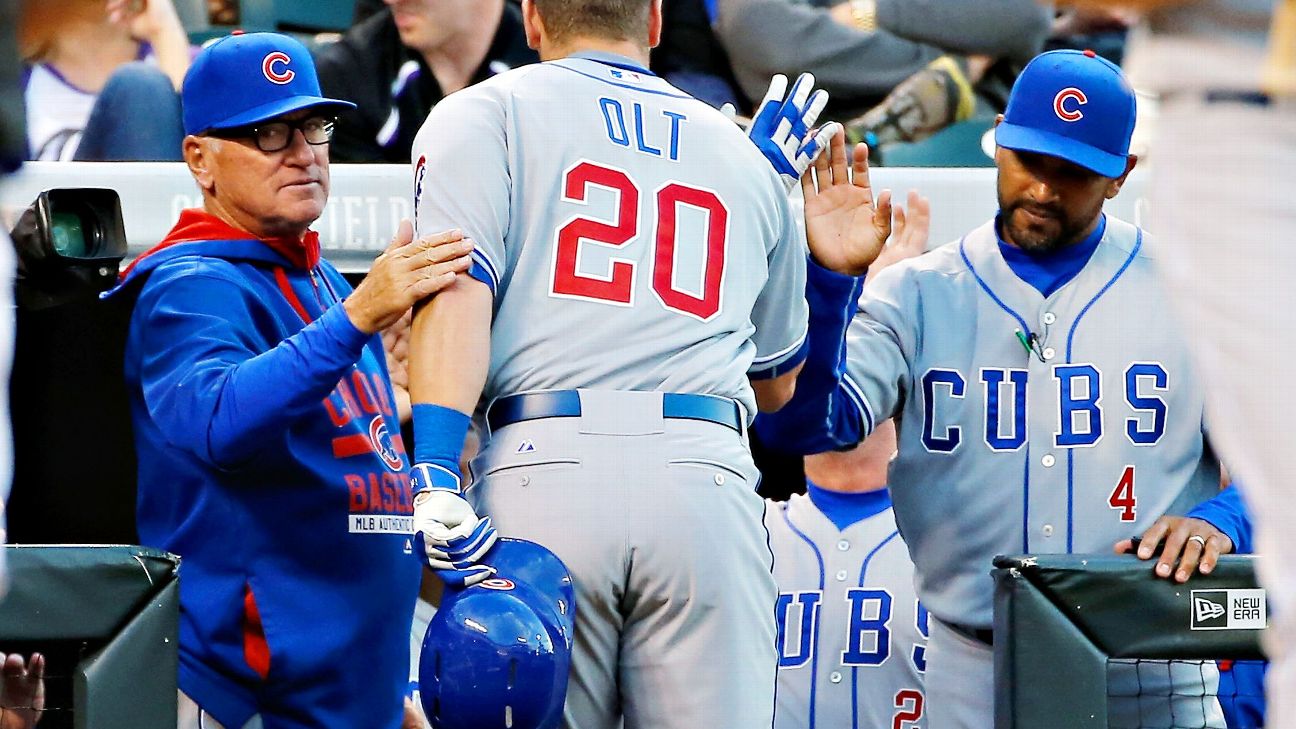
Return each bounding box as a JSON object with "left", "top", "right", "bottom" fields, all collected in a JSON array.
[
  {"left": 754, "top": 257, "right": 868, "bottom": 454},
  {"left": 1186, "top": 483, "right": 1254, "bottom": 555},
  {"left": 135, "top": 272, "right": 372, "bottom": 469}
]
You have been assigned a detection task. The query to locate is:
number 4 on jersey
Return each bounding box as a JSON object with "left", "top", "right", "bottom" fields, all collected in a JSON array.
[
  {"left": 1109, "top": 465, "right": 1137, "bottom": 522},
  {"left": 550, "top": 160, "right": 728, "bottom": 322}
]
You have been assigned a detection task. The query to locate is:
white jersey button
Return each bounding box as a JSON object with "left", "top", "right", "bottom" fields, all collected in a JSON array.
[
  {"left": 1041, "top": 454, "right": 1056, "bottom": 468},
  {"left": 520, "top": 475, "right": 531, "bottom": 486},
  {"left": 714, "top": 473, "right": 725, "bottom": 486},
  {"left": 1043, "top": 524, "right": 1054, "bottom": 537},
  {"left": 829, "top": 671, "right": 843, "bottom": 684},
  {"left": 835, "top": 569, "right": 848, "bottom": 582},
  {"left": 1042, "top": 347, "right": 1056, "bottom": 360},
  {"left": 1043, "top": 312, "right": 1056, "bottom": 325},
  {"left": 837, "top": 540, "right": 850, "bottom": 551}
]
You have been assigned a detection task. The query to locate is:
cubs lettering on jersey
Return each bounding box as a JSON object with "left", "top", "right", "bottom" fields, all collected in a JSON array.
[
  {"left": 764, "top": 216, "right": 1219, "bottom": 630},
  {"left": 767, "top": 493, "right": 926, "bottom": 729}
]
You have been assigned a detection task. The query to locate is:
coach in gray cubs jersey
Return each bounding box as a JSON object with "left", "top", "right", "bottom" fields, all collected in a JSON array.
[
  {"left": 759, "top": 50, "right": 1223, "bottom": 728},
  {"left": 403, "top": 2, "right": 815, "bottom": 728},
  {"left": 767, "top": 421, "right": 927, "bottom": 729}
]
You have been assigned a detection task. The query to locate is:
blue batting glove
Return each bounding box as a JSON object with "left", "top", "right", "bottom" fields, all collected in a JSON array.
[
  {"left": 747, "top": 73, "right": 835, "bottom": 190},
  {"left": 410, "top": 463, "right": 498, "bottom": 577}
]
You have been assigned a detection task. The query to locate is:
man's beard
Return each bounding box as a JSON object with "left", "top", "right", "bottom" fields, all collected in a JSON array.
[{"left": 999, "top": 200, "right": 1092, "bottom": 255}]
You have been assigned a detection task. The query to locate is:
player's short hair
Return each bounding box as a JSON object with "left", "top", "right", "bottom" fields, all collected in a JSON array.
[{"left": 534, "top": 0, "right": 652, "bottom": 44}]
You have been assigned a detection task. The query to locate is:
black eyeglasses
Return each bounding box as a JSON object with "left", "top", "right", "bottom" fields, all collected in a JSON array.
[{"left": 208, "top": 115, "right": 336, "bottom": 153}]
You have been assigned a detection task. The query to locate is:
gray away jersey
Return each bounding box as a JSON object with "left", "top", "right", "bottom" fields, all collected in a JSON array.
[
  {"left": 843, "top": 217, "right": 1219, "bottom": 628},
  {"left": 410, "top": 55, "right": 808, "bottom": 417},
  {"left": 767, "top": 493, "right": 926, "bottom": 729}
]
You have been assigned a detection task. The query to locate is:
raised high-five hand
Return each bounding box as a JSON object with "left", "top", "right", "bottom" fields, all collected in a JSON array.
[{"left": 802, "top": 125, "right": 893, "bottom": 277}]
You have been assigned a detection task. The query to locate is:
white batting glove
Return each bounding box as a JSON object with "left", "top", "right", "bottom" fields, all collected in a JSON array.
[
  {"left": 411, "top": 463, "right": 498, "bottom": 587},
  {"left": 747, "top": 73, "right": 835, "bottom": 191}
]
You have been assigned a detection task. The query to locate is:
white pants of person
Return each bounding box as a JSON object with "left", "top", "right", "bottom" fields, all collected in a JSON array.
[
  {"left": 469, "top": 389, "right": 778, "bottom": 729},
  {"left": 177, "top": 692, "right": 262, "bottom": 729},
  {"left": 1147, "top": 90, "right": 1296, "bottom": 727}
]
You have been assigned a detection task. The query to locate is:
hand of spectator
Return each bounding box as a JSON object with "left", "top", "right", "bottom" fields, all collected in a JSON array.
[
  {"left": 1114, "top": 516, "right": 1234, "bottom": 583},
  {"left": 106, "top": 0, "right": 190, "bottom": 89},
  {"left": 346, "top": 220, "right": 473, "bottom": 335},
  {"left": 867, "top": 190, "right": 930, "bottom": 277},
  {"left": 0, "top": 652, "right": 44, "bottom": 729},
  {"left": 802, "top": 125, "right": 892, "bottom": 276},
  {"left": 107, "top": 0, "right": 182, "bottom": 43}
]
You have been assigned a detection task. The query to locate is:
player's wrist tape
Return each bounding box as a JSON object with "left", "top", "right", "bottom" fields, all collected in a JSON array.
[
  {"left": 410, "top": 462, "right": 462, "bottom": 494},
  {"left": 411, "top": 403, "right": 472, "bottom": 491}
]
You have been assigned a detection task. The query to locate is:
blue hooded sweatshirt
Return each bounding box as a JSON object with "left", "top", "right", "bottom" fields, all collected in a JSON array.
[{"left": 106, "top": 209, "right": 420, "bottom": 729}]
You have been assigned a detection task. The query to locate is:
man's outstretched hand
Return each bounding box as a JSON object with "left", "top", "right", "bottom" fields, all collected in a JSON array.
[{"left": 803, "top": 126, "right": 893, "bottom": 277}]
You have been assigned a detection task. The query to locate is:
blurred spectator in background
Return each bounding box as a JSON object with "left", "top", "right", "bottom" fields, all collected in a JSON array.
[
  {"left": 653, "top": 0, "right": 747, "bottom": 108},
  {"left": 314, "top": 0, "right": 537, "bottom": 162},
  {"left": 18, "top": 0, "right": 188, "bottom": 161},
  {"left": 714, "top": 0, "right": 1052, "bottom": 145}
]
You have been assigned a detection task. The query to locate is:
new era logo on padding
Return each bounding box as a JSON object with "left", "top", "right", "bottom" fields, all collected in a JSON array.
[
  {"left": 1190, "top": 589, "right": 1267, "bottom": 631},
  {"left": 1194, "top": 597, "right": 1226, "bottom": 623}
]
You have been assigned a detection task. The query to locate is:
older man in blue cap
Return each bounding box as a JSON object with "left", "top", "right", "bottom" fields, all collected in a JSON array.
[
  {"left": 106, "top": 32, "right": 473, "bottom": 728},
  {"left": 756, "top": 48, "right": 1246, "bottom": 727}
]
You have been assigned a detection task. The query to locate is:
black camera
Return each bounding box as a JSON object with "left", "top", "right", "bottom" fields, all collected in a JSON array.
[{"left": 10, "top": 188, "right": 129, "bottom": 308}]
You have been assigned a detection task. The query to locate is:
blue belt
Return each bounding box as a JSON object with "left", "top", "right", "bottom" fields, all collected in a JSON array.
[{"left": 487, "top": 391, "right": 744, "bottom": 433}]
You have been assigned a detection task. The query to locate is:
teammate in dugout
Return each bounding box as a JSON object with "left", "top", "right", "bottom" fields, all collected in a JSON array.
[
  {"left": 756, "top": 49, "right": 1243, "bottom": 727},
  {"left": 396, "top": 0, "right": 902, "bottom": 726},
  {"left": 105, "top": 32, "right": 473, "bottom": 729},
  {"left": 765, "top": 193, "right": 930, "bottom": 729}
]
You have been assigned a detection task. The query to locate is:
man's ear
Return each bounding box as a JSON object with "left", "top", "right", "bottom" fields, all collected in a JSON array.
[
  {"left": 647, "top": 0, "right": 664, "bottom": 49},
  {"left": 184, "top": 136, "right": 216, "bottom": 194},
  {"left": 521, "top": 0, "right": 543, "bottom": 51},
  {"left": 1107, "top": 153, "right": 1138, "bottom": 199}
]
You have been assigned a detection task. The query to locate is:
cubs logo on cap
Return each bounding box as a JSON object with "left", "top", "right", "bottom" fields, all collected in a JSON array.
[
  {"left": 261, "top": 51, "right": 295, "bottom": 85},
  {"left": 181, "top": 31, "right": 355, "bottom": 136},
  {"left": 995, "top": 49, "right": 1136, "bottom": 178},
  {"left": 1053, "top": 87, "right": 1087, "bottom": 122}
]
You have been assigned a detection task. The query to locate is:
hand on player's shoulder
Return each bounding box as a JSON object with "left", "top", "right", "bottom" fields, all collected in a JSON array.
[{"left": 346, "top": 221, "right": 474, "bottom": 334}]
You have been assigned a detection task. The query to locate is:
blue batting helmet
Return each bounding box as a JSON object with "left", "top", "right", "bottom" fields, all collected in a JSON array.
[{"left": 419, "top": 538, "right": 576, "bottom": 729}]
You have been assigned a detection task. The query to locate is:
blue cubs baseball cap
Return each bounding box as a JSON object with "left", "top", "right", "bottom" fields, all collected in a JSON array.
[
  {"left": 181, "top": 31, "right": 355, "bottom": 136},
  {"left": 995, "top": 49, "right": 1136, "bottom": 178}
]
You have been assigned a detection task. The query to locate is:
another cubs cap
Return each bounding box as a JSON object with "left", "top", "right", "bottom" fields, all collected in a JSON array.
[
  {"left": 995, "top": 49, "right": 1136, "bottom": 178},
  {"left": 181, "top": 31, "right": 355, "bottom": 136}
]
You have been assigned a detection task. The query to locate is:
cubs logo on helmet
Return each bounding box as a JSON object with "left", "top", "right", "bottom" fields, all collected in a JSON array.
[{"left": 420, "top": 538, "right": 576, "bottom": 729}]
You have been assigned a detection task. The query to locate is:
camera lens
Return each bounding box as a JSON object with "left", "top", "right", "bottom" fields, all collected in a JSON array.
[{"left": 50, "top": 209, "right": 89, "bottom": 258}]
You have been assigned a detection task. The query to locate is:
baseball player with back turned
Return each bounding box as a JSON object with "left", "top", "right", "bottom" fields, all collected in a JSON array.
[
  {"left": 758, "top": 49, "right": 1242, "bottom": 728},
  {"left": 764, "top": 194, "right": 931, "bottom": 729},
  {"left": 768, "top": 420, "right": 929, "bottom": 729},
  {"left": 394, "top": 1, "right": 892, "bottom": 728}
]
